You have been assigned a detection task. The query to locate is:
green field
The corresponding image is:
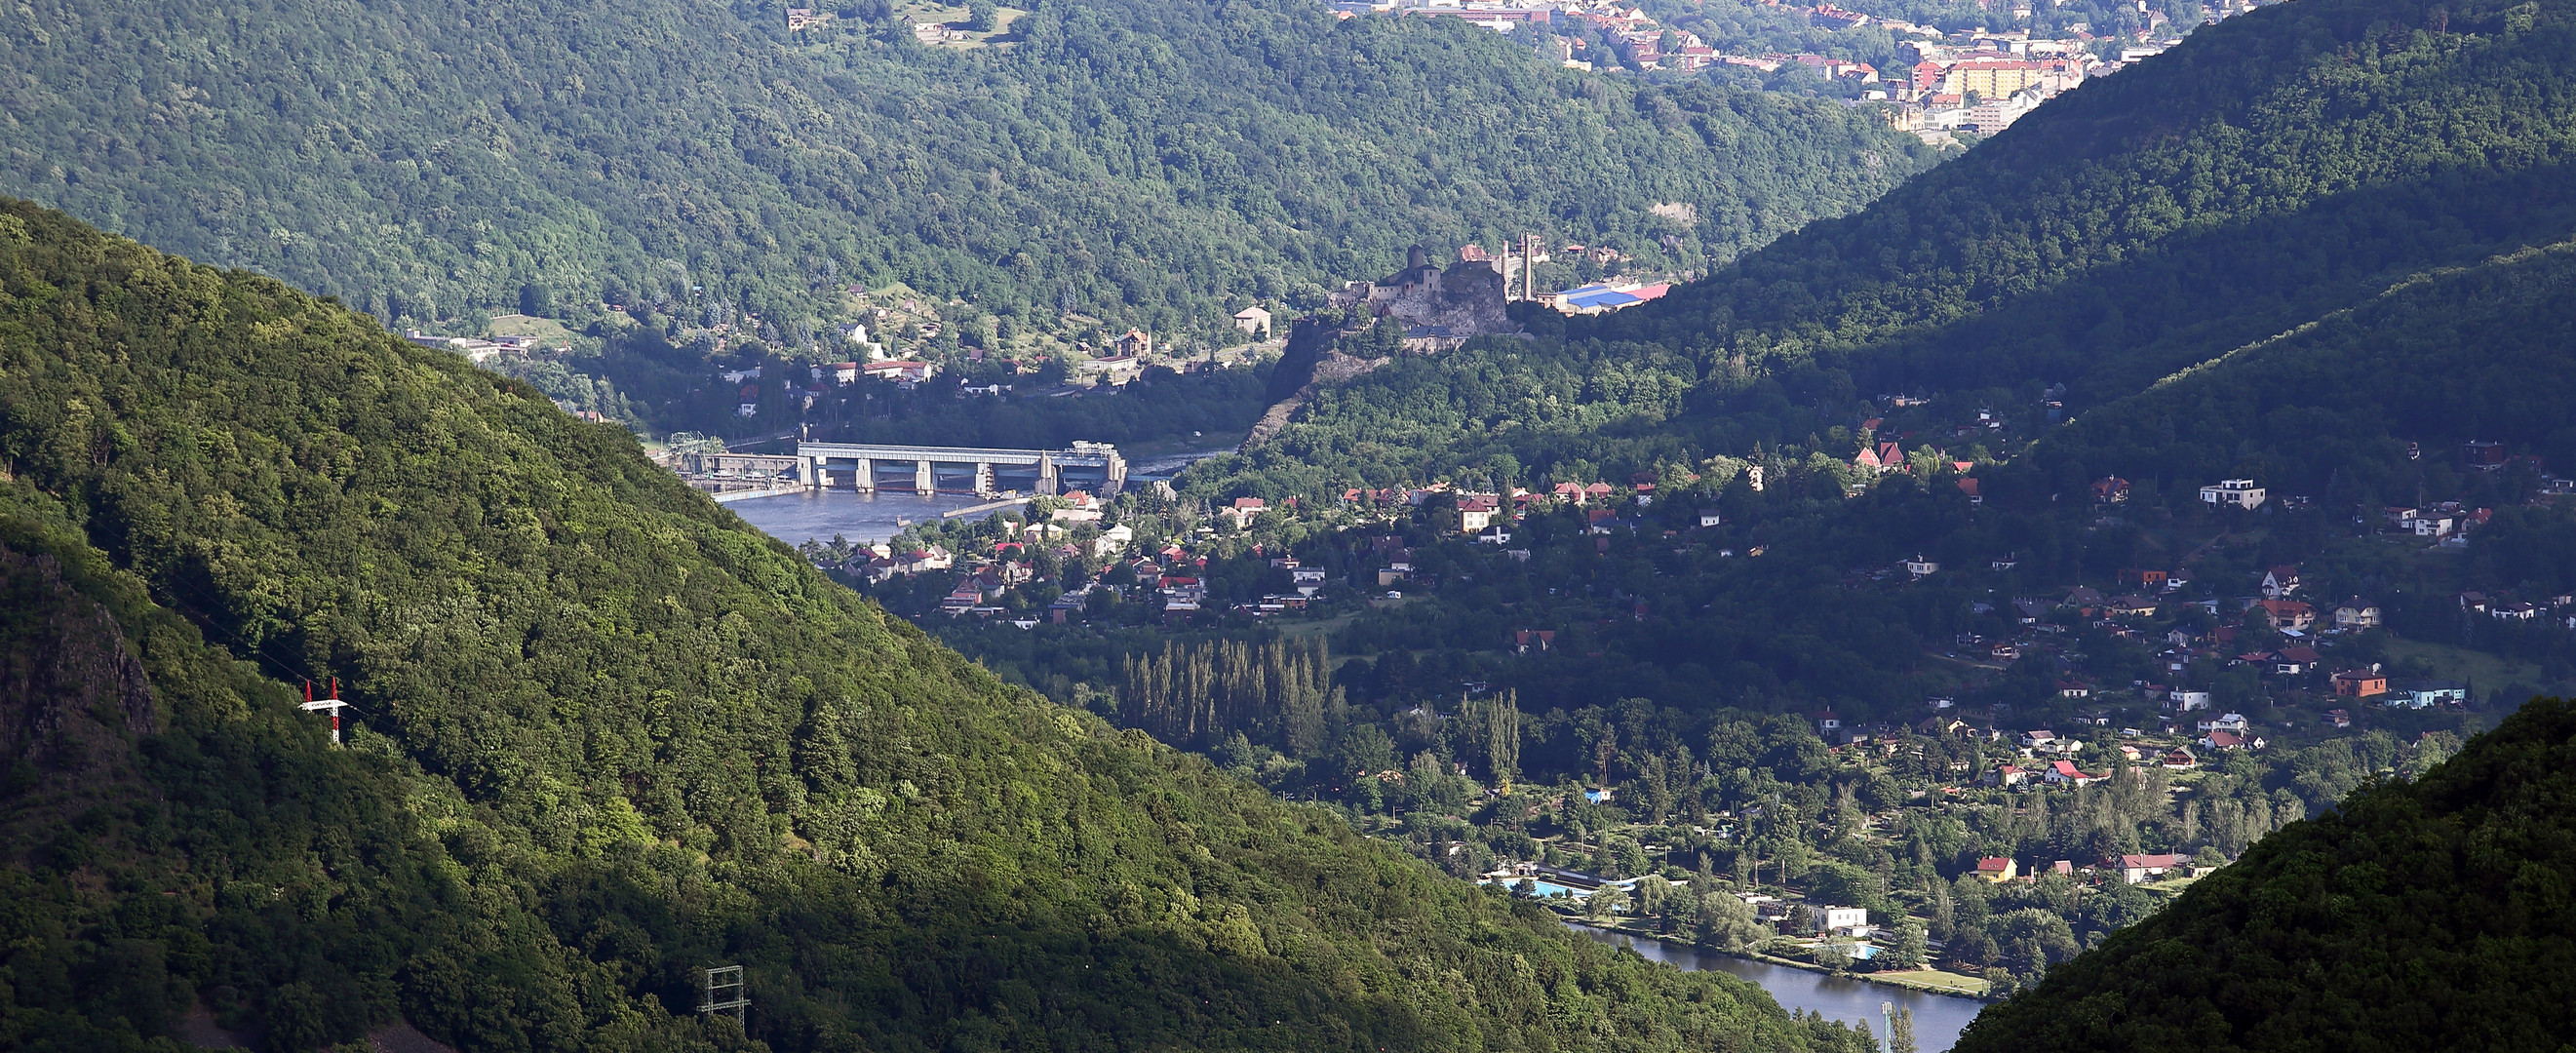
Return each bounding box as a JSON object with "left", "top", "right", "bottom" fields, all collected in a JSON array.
[{"left": 2384, "top": 638, "right": 2576, "bottom": 702}]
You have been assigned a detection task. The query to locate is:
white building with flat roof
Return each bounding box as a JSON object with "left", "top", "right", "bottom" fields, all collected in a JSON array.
[{"left": 2201, "top": 479, "right": 2266, "bottom": 509}]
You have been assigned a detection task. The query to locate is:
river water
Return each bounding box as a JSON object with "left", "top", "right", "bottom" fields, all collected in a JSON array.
[
  {"left": 724, "top": 488, "right": 1001, "bottom": 547},
  {"left": 1570, "top": 926, "right": 1985, "bottom": 1051}
]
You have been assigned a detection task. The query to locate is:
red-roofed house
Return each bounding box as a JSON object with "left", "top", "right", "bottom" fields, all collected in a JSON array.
[
  {"left": 1456, "top": 494, "right": 1502, "bottom": 534},
  {"left": 2044, "top": 760, "right": 2101, "bottom": 787},
  {"left": 1226, "top": 497, "right": 1267, "bottom": 528},
  {"left": 2257, "top": 599, "right": 2316, "bottom": 631},
  {"left": 1975, "top": 856, "right": 2018, "bottom": 882},
  {"left": 2201, "top": 729, "right": 2265, "bottom": 752},
  {"left": 2115, "top": 853, "right": 2185, "bottom": 883}
]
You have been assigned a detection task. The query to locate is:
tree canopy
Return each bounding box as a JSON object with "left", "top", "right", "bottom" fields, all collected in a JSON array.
[{"left": 0, "top": 0, "right": 1929, "bottom": 343}]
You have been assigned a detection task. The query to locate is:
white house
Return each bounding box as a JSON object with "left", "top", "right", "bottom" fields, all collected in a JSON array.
[
  {"left": 2201, "top": 479, "right": 2266, "bottom": 509},
  {"left": 862, "top": 360, "right": 938, "bottom": 383},
  {"left": 1806, "top": 905, "right": 1871, "bottom": 936},
  {"left": 1231, "top": 306, "right": 1273, "bottom": 338},
  {"left": 2388, "top": 680, "right": 2468, "bottom": 709},
  {"left": 1092, "top": 524, "right": 1135, "bottom": 558}
]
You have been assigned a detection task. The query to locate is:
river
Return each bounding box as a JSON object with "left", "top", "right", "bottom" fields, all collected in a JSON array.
[
  {"left": 724, "top": 488, "right": 1001, "bottom": 547},
  {"left": 1569, "top": 926, "right": 1985, "bottom": 1051}
]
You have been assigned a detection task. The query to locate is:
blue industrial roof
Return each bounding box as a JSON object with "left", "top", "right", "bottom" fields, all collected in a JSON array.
[{"left": 1563, "top": 288, "right": 1643, "bottom": 309}]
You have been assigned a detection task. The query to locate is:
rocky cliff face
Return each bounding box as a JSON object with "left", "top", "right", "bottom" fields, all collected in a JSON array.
[{"left": 0, "top": 542, "right": 159, "bottom": 859}]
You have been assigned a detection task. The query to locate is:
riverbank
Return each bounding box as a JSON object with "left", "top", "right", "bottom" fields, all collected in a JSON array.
[
  {"left": 1564, "top": 923, "right": 1987, "bottom": 1052},
  {"left": 708, "top": 484, "right": 806, "bottom": 504},
  {"left": 1565, "top": 917, "right": 1993, "bottom": 999}
]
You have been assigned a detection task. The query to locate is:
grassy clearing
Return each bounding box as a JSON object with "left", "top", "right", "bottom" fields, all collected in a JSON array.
[
  {"left": 1869, "top": 968, "right": 1993, "bottom": 995},
  {"left": 2384, "top": 637, "right": 2576, "bottom": 697},
  {"left": 486, "top": 313, "right": 578, "bottom": 344},
  {"left": 894, "top": 2, "right": 1028, "bottom": 47}
]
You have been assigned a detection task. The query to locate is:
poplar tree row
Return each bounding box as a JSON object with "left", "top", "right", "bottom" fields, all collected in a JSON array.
[{"left": 1119, "top": 638, "right": 1334, "bottom": 753}]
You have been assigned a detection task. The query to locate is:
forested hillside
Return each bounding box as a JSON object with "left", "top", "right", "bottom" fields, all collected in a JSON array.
[
  {"left": 1195, "top": 0, "right": 2576, "bottom": 499},
  {"left": 0, "top": 0, "right": 1927, "bottom": 342},
  {"left": 1951, "top": 697, "right": 2576, "bottom": 1052},
  {"left": 1599, "top": 0, "right": 2576, "bottom": 405},
  {"left": 0, "top": 200, "right": 1884, "bottom": 1052},
  {"left": 2025, "top": 236, "right": 2576, "bottom": 506}
]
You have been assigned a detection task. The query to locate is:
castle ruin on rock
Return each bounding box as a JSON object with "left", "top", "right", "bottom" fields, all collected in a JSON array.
[{"left": 1330, "top": 244, "right": 1518, "bottom": 347}]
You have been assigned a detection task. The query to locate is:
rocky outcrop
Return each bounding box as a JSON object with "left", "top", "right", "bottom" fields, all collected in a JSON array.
[
  {"left": 1380, "top": 259, "right": 1514, "bottom": 335},
  {"left": 1244, "top": 320, "right": 1396, "bottom": 449},
  {"left": 0, "top": 542, "right": 159, "bottom": 857}
]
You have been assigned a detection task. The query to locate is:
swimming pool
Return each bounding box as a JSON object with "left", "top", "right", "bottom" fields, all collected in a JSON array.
[{"left": 1480, "top": 877, "right": 1647, "bottom": 906}]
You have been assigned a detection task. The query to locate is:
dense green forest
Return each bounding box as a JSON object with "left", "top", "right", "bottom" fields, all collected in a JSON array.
[
  {"left": 1951, "top": 696, "right": 2576, "bottom": 1052},
  {"left": 2024, "top": 236, "right": 2576, "bottom": 499},
  {"left": 0, "top": 0, "right": 1929, "bottom": 346},
  {"left": 0, "top": 200, "right": 1897, "bottom": 1052},
  {"left": 1604, "top": 0, "right": 2576, "bottom": 404}
]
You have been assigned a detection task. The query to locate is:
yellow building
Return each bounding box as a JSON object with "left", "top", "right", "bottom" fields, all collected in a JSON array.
[{"left": 1945, "top": 60, "right": 2045, "bottom": 99}]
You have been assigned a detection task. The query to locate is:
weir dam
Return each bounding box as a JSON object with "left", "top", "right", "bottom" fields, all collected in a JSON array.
[{"left": 795, "top": 441, "right": 1126, "bottom": 496}]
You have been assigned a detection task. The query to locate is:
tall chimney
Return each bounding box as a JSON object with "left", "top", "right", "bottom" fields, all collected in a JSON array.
[{"left": 1523, "top": 234, "right": 1538, "bottom": 302}]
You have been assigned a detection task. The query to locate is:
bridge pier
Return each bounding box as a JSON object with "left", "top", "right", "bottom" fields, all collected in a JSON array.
[{"left": 796, "top": 442, "right": 1126, "bottom": 497}]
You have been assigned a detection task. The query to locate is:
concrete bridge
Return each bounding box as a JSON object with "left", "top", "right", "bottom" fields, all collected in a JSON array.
[{"left": 796, "top": 441, "right": 1126, "bottom": 496}]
